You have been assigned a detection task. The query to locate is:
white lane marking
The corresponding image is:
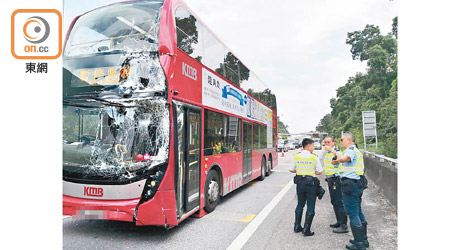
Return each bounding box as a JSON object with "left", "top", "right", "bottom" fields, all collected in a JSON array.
[{"left": 226, "top": 179, "right": 294, "bottom": 250}]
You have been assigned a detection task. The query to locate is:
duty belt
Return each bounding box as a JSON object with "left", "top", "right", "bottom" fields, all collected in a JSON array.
[
  {"left": 341, "top": 177, "right": 358, "bottom": 183},
  {"left": 326, "top": 176, "right": 339, "bottom": 182},
  {"left": 294, "top": 175, "right": 317, "bottom": 184}
]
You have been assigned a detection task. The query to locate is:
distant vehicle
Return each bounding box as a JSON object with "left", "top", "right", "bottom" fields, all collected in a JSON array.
[
  {"left": 278, "top": 139, "right": 288, "bottom": 152},
  {"left": 313, "top": 138, "right": 321, "bottom": 150},
  {"left": 292, "top": 141, "right": 300, "bottom": 149},
  {"left": 286, "top": 142, "right": 296, "bottom": 150}
]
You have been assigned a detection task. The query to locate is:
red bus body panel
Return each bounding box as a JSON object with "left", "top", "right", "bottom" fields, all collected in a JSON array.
[
  {"left": 171, "top": 51, "right": 202, "bottom": 104},
  {"left": 134, "top": 190, "right": 178, "bottom": 226}
]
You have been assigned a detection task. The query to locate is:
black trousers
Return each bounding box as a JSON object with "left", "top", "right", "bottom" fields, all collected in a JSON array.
[
  {"left": 295, "top": 182, "right": 317, "bottom": 214},
  {"left": 327, "top": 177, "right": 345, "bottom": 214}
]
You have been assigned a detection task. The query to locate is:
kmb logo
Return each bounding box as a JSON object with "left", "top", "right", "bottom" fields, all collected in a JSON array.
[
  {"left": 84, "top": 187, "right": 104, "bottom": 197},
  {"left": 182, "top": 62, "right": 197, "bottom": 81},
  {"left": 11, "top": 9, "right": 62, "bottom": 59}
]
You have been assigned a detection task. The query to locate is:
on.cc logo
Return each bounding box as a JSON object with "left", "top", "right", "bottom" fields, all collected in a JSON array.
[
  {"left": 11, "top": 9, "right": 62, "bottom": 59},
  {"left": 23, "top": 16, "right": 50, "bottom": 44}
]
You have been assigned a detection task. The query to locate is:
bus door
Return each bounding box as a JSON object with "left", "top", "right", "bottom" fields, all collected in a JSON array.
[
  {"left": 242, "top": 122, "right": 252, "bottom": 182},
  {"left": 174, "top": 103, "right": 201, "bottom": 217}
]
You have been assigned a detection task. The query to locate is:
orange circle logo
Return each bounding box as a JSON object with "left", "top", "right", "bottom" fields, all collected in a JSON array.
[{"left": 23, "top": 16, "right": 50, "bottom": 44}]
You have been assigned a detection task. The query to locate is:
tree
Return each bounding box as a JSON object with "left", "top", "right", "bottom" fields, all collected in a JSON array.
[
  {"left": 346, "top": 24, "right": 397, "bottom": 63},
  {"left": 346, "top": 24, "right": 381, "bottom": 61},
  {"left": 277, "top": 116, "right": 289, "bottom": 135},
  {"left": 391, "top": 16, "right": 398, "bottom": 39},
  {"left": 317, "top": 17, "right": 398, "bottom": 158}
]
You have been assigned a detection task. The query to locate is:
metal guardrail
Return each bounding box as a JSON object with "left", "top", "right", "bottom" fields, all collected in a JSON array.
[
  {"left": 360, "top": 149, "right": 397, "bottom": 210},
  {"left": 361, "top": 150, "right": 398, "bottom": 168}
]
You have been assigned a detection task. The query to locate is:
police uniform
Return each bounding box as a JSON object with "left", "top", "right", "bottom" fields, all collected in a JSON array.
[
  {"left": 322, "top": 147, "right": 349, "bottom": 233},
  {"left": 290, "top": 150, "right": 323, "bottom": 236},
  {"left": 340, "top": 145, "right": 369, "bottom": 250}
]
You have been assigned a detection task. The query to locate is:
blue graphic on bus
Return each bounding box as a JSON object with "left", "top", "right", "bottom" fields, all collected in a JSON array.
[{"left": 222, "top": 85, "right": 244, "bottom": 106}]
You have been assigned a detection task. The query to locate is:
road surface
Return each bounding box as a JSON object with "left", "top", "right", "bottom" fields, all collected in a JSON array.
[{"left": 63, "top": 149, "right": 397, "bottom": 249}]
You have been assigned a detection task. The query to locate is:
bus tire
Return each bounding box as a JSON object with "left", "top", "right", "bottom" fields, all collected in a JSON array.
[
  {"left": 258, "top": 157, "right": 266, "bottom": 181},
  {"left": 266, "top": 157, "right": 272, "bottom": 176},
  {"left": 204, "top": 169, "right": 220, "bottom": 213}
]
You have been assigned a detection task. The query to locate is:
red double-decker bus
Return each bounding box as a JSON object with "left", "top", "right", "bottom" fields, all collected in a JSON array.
[{"left": 63, "top": 0, "right": 278, "bottom": 227}]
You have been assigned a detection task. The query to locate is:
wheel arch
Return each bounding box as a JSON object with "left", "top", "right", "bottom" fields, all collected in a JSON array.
[
  {"left": 268, "top": 153, "right": 273, "bottom": 171},
  {"left": 262, "top": 154, "right": 267, "bottom": 167},
  {"left": 207, "top": 163, "right": 224, "bottom": 196}
]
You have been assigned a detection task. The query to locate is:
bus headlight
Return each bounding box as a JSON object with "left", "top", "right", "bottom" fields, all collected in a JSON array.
[{"left": 141, "top": 168, "right": 165, "bottom": 202}]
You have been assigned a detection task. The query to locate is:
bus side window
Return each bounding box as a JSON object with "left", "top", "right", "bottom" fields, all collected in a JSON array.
[
  {"left": 202, "top": 26, "right": 227, "bottom": 79},
  {"left": 226, "top": 116, "right": 241, "bottom": 152},
  {"left": 238, "top": 61, "right": 250, "bottom": 86},
  {"left": 222, "top": 52, "right": 240, "bottom": 87},
  {"left": 205, "top": 110, "right": 242, "bottom": 155},
  {"left": 261, "top": 124, "right": 267, "bottom": 149},
  {"left": 175, "top": 7, "right": 203, "bottom": 62},
  {"left": 253, "top": 123, "right": 259, "bottom": 149}
]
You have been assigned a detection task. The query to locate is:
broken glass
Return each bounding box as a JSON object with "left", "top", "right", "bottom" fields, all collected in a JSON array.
[
  {"left": 63, "top": 98, "right": 170, "bottom": 180},
  {"left": 64, "top": 1, "right": 163, "bottom": 57},
  {"left": 63, "top": 0, "right": 170, "bottom": 182}
]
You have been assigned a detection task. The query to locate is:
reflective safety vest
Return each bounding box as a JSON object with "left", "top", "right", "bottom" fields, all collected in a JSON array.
[
  {"left": 340, "top": 146, "right": 364, "bottom": 175},
  {"left": 323, "top": 151, "right": 340, "bottom": 176},
  {"left": 294, "top": 153, "right": 317, "bottom": 176}
]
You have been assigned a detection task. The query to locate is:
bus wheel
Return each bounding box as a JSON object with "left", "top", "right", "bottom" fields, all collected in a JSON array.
[
  {"left": 258, "top": 158, "right": 266, "bottom": 181},
  {"left": 205, "top": 169, "right": 220, "bottom": 213},
  {"left": 266, "top": 158, "right": 272, "bottom": 176}
]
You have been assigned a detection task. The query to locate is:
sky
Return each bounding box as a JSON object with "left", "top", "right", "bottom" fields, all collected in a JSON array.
[{"left": 63, "top": 0, "right": 398, "bottom": 134}]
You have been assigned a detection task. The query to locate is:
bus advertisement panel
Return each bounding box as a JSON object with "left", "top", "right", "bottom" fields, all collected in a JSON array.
[{"left": 202, "top": 68, "right": 273, "bottom": 148}]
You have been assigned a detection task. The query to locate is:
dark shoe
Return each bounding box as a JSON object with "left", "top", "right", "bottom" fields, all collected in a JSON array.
[
  {"left": 333, "top": 224, "right": 349, "bottom": 233},
  {"left": 346, "top": 241, "right": 366, "bottom": 250},
  {"left": 329, "top": 221, "right": 340, "bottom": 228},
  {"left": 333, "top": 210, "right": 349, "bottom": 233},
  {"left": 349, "top": 239, "right": 369, "bottom": 248},
  {"left": 302, "top": 213, "right": 315, "bottom": 236},
  {"left": 329, "top": 207, "right": 340, "bottom": 228},
  {"left": 294, "top": 210, "right": 303, "bottom": 233},
  {"left": 349, "top": 221, "right": 369, "bottom": 247},
  {"left": 346, "top": 225, "right": 366, "bottom": 250}
]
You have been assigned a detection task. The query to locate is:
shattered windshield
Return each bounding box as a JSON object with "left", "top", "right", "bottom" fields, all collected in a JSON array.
[
  {"left": 63, "top": 98, "right": 170, "bottom": 180},
  {"left": 64, "top": 0, "right": 163, "bottom": 57},
  {"left": 63, "top": 52, "right": 167, "bottom": 97}
]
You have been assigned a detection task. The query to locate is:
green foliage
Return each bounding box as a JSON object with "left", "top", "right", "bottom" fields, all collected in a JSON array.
[
  {"left": 277, "top": 116, "right": 289, "bottom": 135},
  {"left": 316, "top": 17, "right": 398, "bottom": 158},
  {"left": 346, "top": 24, "right": 381, "bottom": 61},
  {"left": 247, "top": 88, "right": 277, "bottom": 112},
  {"left": 391, "top": 16, "right": 398, "bottom": 39}
]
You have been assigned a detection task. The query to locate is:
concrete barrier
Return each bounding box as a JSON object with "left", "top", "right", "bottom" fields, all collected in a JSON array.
[{"left": 362, "top": 151, "right": 398, "bottom": 211}]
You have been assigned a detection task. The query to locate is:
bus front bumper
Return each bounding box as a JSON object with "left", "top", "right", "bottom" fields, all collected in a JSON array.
[
  {"left": 63, "top": 195, "right": 140, "bottom": 222},
  {"left": 63, "top": 190, "right": 178, "bottom": 226}
]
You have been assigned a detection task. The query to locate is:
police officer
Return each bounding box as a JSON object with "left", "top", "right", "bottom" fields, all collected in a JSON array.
[
  {"left": 289, "top": 138, "right": 323, "bottom": 236},
  {"left": 319, "top": 136, "right": 349, "bottom": 234},
  {"left": 332, "top": 133, "right": 369, "bottom": 250}
]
